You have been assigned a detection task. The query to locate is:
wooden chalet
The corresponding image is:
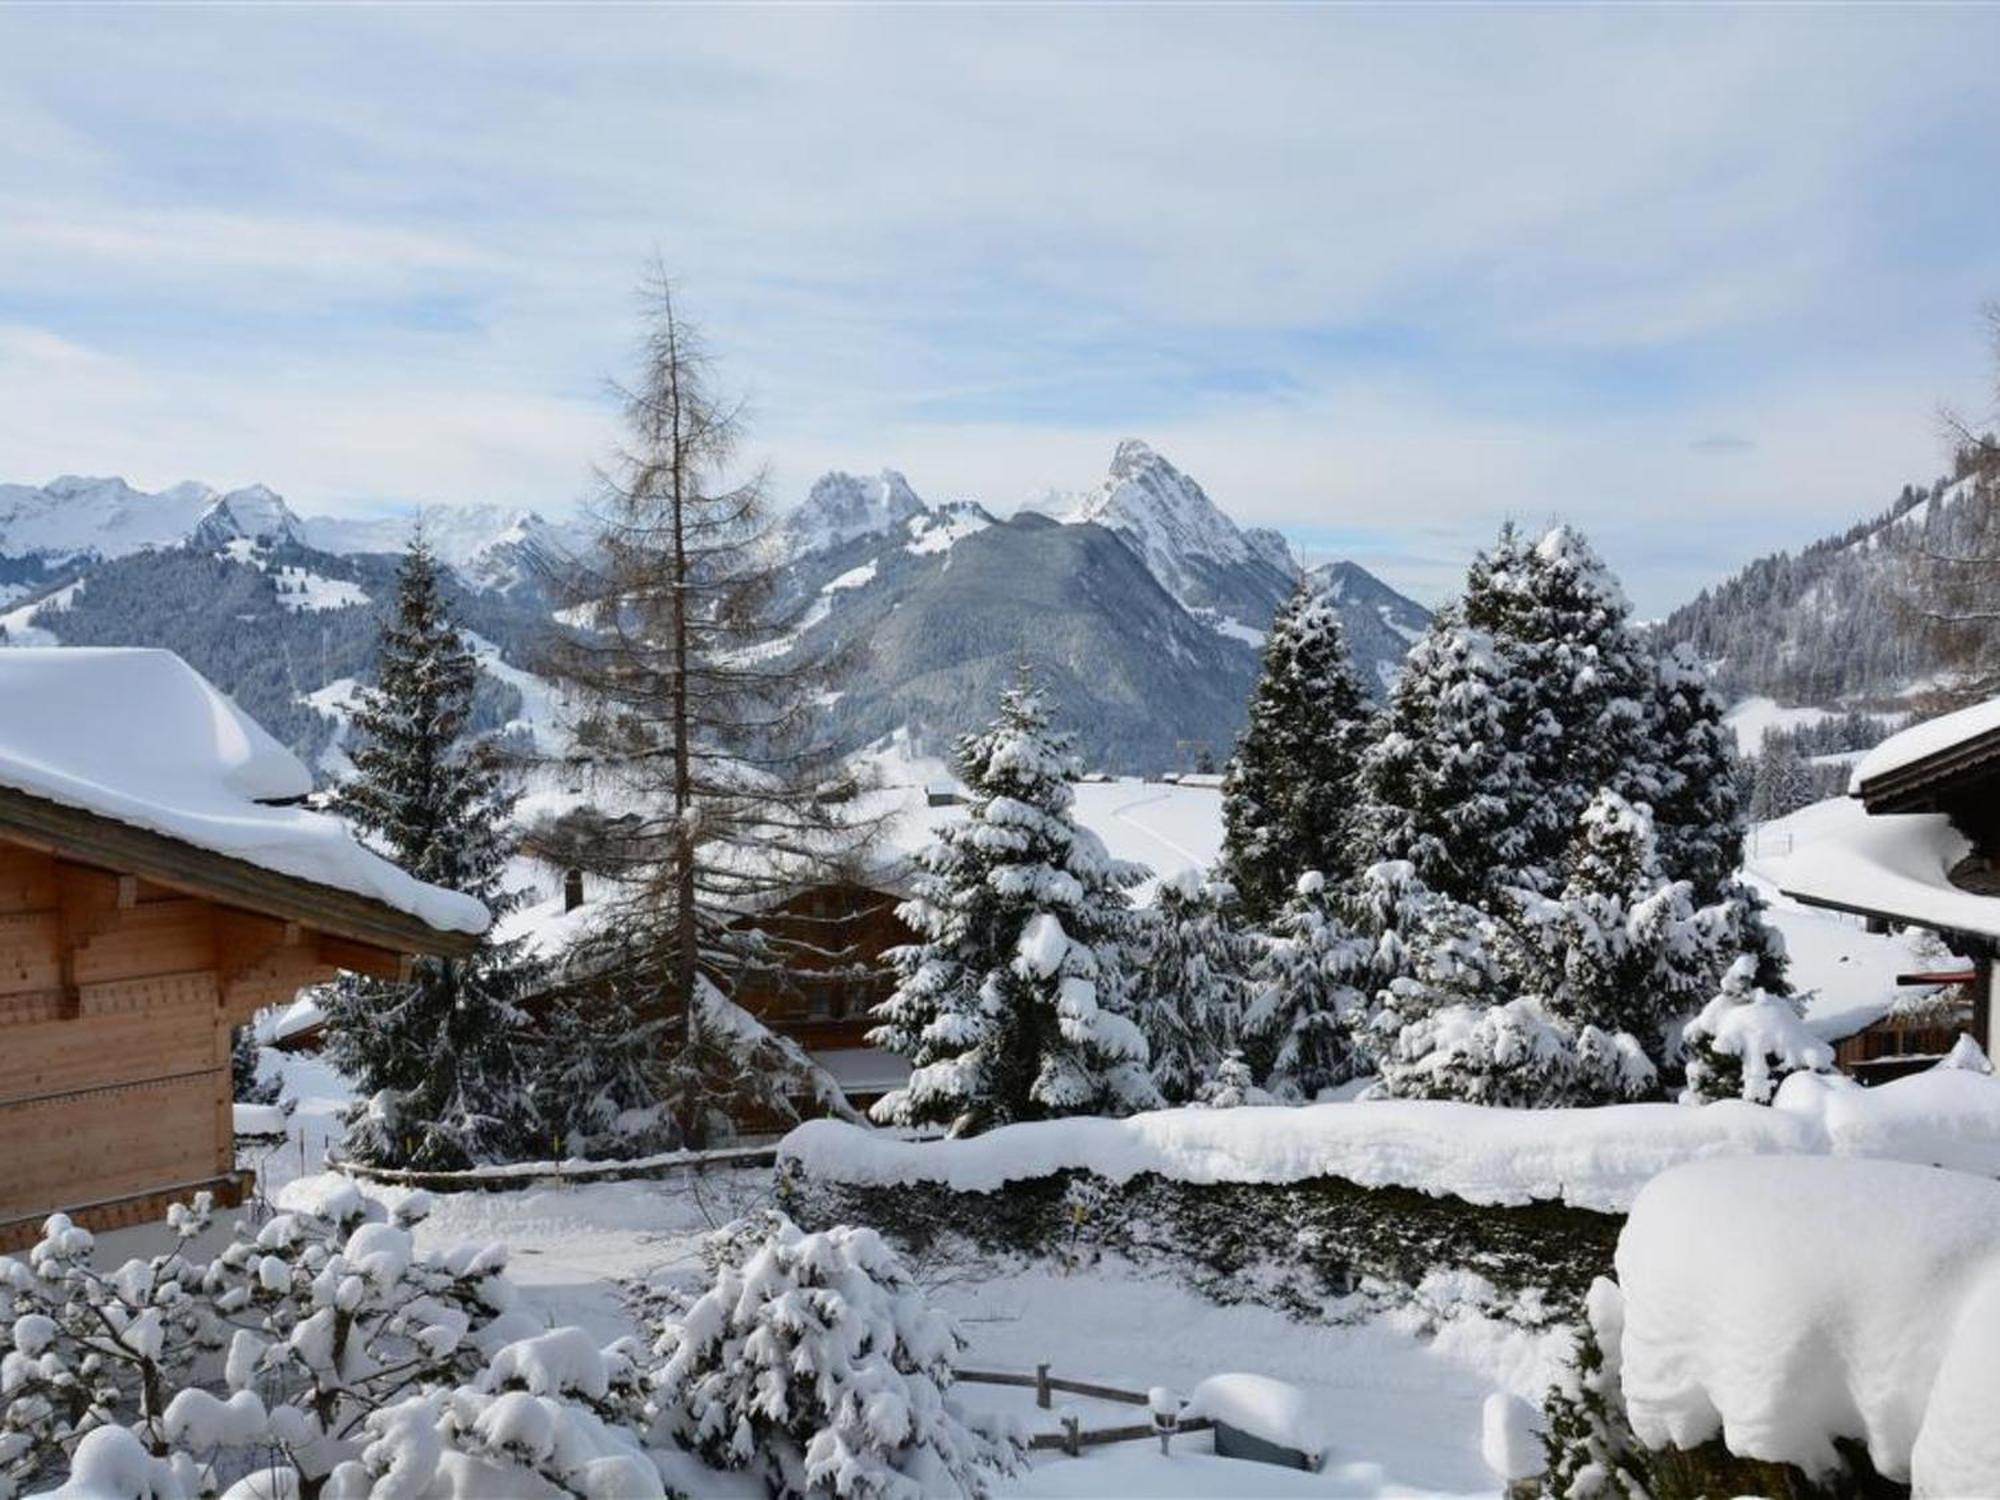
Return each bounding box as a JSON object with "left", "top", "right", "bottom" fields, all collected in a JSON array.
[
  {"left": 1778, "top": 697, "right": 2000, "bottom": 1078},
  {"left": 0, "top": 649, "right": 485, "bottom": 1249}
]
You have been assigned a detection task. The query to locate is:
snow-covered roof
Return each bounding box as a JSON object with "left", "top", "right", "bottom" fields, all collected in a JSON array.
[
  {"left": 0, "top": 648, "right": 487, "bottom": 936},
  {"left": 1851, "top": 694, "right": 2000, "bottom": 794},
  {"left": 1773, "top": 795, "right": 1999, "bottom": 941}
]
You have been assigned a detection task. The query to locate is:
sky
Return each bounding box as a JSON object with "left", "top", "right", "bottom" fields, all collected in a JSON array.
[{"left": 2, "top": 7, "right": 1998, "bottom": 614}]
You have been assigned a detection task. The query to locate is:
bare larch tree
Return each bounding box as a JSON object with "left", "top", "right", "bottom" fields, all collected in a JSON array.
[{"left": 539, "top": 270, "right": 874, "bottom": 1134}]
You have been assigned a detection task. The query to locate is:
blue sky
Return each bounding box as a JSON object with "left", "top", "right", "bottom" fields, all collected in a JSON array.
[{"left": 2, "top": 7, "right": 1997, "bottom": 613}]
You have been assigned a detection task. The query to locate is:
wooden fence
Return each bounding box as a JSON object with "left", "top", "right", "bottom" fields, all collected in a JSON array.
[{"left": 956, "top": 1364, "right": 1214, "bottom": 1455}]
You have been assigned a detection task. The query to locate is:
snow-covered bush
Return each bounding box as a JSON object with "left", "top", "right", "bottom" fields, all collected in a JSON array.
[
  {"left": 1194, "top": 1050, "right": 1274, "bottom": 1108},
  {"left": 1382, "top": 998, "right": 1653, "bottom": 1110},
  {"left": 1538, "top": 1278, "right": 1646, "bottom": 1498},
  {"left": 870, "top": 677, "right": 1155, "bottom": 1134},
  {"left": 1243, "top": 871, "right": 1374, "bottom": 1099},
  {"left": 0, "top": 1183, "right": 650, "bottom": 1500},
  {"left": 1128, "top": 871, "right": 1255, "bottom": 1105},
  {"left": 648, "top": 1210, "right": 1020, "bottom": 1499},
  {"left": 1680, "top": 955, "right": 1832, "bottom": 1104}
]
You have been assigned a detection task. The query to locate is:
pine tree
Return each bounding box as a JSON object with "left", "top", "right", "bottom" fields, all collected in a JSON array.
[
  {"left": 321, "top": 536, "right": 533, "bottom": 1170},
  {"left": 230, "top": 1025, "right": 283, "bottom": 1107},
  {"left": 1241, "top": 872, "right": 1374, "bottom": 1099},
  {"left": 1129, "top": 871, "right": 1255, "bottom": 1105},
  {"left": 1640, "top": 644, "right": 1748, "bottom": 906},
  {"left": 1219, "top": 582, "right": 1377, "bottom": 922},
  {"left": 869, "top": 675, "right": 1156, "bottom": 1134}
]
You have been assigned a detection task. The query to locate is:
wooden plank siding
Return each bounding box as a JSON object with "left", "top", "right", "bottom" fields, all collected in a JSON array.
[{"left": 0, "top": 829, "right": 420, "bottom": 1249}]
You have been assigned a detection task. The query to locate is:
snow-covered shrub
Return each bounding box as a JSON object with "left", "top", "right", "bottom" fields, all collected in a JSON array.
[
  {"left": 648, "top": 1210, "right": 1020, "bottom": 1499},
  {"left": 1243, "top": 871, "right": 1375, "bottom": 1099},
  {"left": 1538, "top": 1278, "right": 1646, "bottom": 1498},
  {"left": 1128, "top": 871, "right": 1255, "bottom": 1105},
  {"left": 1382, "top": 998, "right": 1653, "bottom": 1110},
  {"left": 1194, "top": 1051, "right": 1274, "bottom": 1108},
  {"left": 0, "top": 1183, "right": 650, "bottom": 1500},
  {"left": 870, "top": 677, "right": 1155, "bottom": 1134},
  {"left": 1680, "top": 955, "right": 1833, "bottom": 1104}
]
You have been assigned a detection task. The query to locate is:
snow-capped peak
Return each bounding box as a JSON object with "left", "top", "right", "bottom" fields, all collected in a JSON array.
[
  {"left": 782, "top": 469, "right": 929, "bottom": 557},
  {"left": 1066, "top": 440, "right": 1294, "bottom": 615},
  {"left": 0, "top": 475, "right": 234, "bottom": 560},
  {"left": 191, "top": 485, "right": 308, "bottom": 550}
]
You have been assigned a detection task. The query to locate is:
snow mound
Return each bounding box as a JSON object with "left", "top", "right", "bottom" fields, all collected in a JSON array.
[
  {"left": 1770, "top": 795, "right": 2000, "bottom": 941},
  {"left": 0, "top": 648, "right": 487, "bottom": 934},
  {"left": 1183, "top": 1373, "right": 1324, "bottom": 1462},
  {"left": 1617, "top": 1155, "right": 2000, "bottom": 1489},
  {"left": 784, "top": 1066, "right": 2000, "bottom": 1213}
]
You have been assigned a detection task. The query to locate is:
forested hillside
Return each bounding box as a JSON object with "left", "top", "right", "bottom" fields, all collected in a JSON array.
[{"left": 1658, "top": 452, "right": 1995, "bottom": 706}]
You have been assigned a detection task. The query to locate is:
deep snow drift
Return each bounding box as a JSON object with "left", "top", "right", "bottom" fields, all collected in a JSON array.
[{"left": 1617, "top": 1155, "right": 2000, "bottom": 1491}]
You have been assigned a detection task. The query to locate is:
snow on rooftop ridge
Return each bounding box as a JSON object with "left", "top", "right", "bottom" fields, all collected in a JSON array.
[
  {"left": 1851, "top": 693, "right": 2000, "bottom": 792},
  {"left": 0, "top": 648, "right": 487, "bottom": 934},
  {"left": 780, "top": 1065, "right": 2000, "bottom": 1214}
]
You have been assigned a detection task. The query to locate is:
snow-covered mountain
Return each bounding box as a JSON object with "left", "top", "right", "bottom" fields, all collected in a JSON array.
[
  {"left": 778, "top": 470, "right": 930, "bottom": 557},
  {"left": 0, "top": 476, "right": 305, "bottom": 562},
  {"left": 769, "top": 442, "right": 1430, "bottom": 770},
  {"left": 1058, "top": 439, "right": 1298, "bottom": 636},
  {"left": 0, "top": 476, "right": 582, "bottom": 597}
]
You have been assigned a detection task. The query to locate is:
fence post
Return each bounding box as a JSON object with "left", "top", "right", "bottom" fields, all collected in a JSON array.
[
  {"left": 1036, "top": 1363, "right": 1051, "bottom": 1409},
  {"left": 1061, "top": 1413, "right": 1081, "bottom": 1458}
]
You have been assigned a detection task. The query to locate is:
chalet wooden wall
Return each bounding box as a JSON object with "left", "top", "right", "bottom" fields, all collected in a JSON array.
[
  {"left": 0, "top": 835, "right": 349, "bottom": 1249},
  {"left": 731, "top": 883, "right": 910, "bottom": 1051}
]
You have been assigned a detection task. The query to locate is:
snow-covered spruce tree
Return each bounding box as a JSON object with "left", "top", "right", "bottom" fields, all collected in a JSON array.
[
  {"left": 1640, "top": 644, "right": 1748, "bottom": 907},
  {"left": 1680, "top": 953, "right": 1833, "bottom": 1104},
  {"left": 1501, "top": 792, "right": 1710, "bottom": 1087},
  {"left": 1358, "top": 611, "right": 1527, "bottom": 906},
  {"left": 1460, "top": 525, "right": 1655, "bottom": 897},
  {"left": 541, "top": 271, "right": 870, "bottom": 1145},
  {"left": 322, "top": 536, "right": 535, "bottom": 1170},
  {"left": 648, "top": 1210, "right": 1021, "bottom": 1500},
  {"left": 530, "top": 989, "right": 675, "bottom": 1159},
  {"left": 1129, "top": 870, "right": 1256, "bottom": 1105},
  {"left": 1219, "top": 582, "right": 1378, "bottom": 923},
  {"left": 869, "top": 676, "right": 1156, "bottom": 1134},
  {"left": 1241, "top": 871, "right": 1375, "bottom": 1099},
  {"left": 1195, "top": 1049, "right": 1275, "bottom": 1107}
]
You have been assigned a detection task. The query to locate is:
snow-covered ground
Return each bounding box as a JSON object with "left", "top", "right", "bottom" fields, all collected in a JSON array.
[{"left": 236, "top": 1049, "right": 1546, "bottom": 1496}]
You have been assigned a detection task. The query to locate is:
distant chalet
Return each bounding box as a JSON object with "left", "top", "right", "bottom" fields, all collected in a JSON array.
[
  {"left": 1778, "top": 697, "right": 2000, "bottom": 1077},
  {"left": 0, "top": 649, "right": 485, "bottom": 1249}
]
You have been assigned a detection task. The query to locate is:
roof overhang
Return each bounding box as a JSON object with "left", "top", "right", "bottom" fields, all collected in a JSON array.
[
  {"left": 0, "top": 783, "right": 480, "bottom": 959},
  {"left": 1855, "top": 725, "right": 2000, "bottom": 815},
  {"left": 1775, "top": 800, "right": 2000, "bottom": 949}
]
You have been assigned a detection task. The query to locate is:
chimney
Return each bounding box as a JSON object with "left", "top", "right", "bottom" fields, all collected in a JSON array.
[{"left": 563, "top": 867, "right": 585, "bottom": 913}]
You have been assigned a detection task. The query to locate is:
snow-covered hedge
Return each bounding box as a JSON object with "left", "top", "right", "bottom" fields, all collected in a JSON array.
[{"left": 780, "top": 1064, "right": 2000, "bottom": 1216}]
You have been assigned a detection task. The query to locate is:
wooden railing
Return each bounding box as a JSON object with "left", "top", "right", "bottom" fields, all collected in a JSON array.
[{"left": 956, "top": 1364, "right": 1213, "bottom": 1455}]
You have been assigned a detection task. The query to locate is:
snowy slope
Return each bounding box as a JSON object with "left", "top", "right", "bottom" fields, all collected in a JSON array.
[{"left": 0, "top": 476, "right": 302, "bottom": 560}]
